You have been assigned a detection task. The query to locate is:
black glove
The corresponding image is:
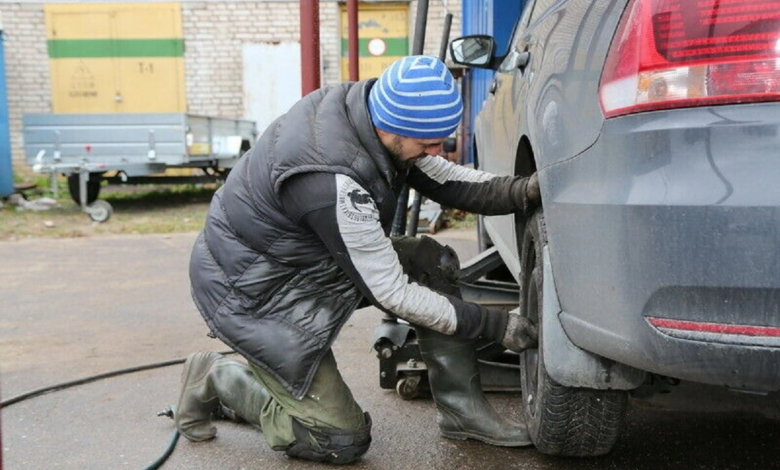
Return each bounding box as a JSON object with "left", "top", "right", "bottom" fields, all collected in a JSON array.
[
  {"left": 512, "top": 173, "right": 541, "bottom": 215},
  {"left": 454, "top": 303, "right": 538, "bottom": 353},
  {"left": 527, "top": 173, "right": 540, "bottom": 205},
  {"left": 501, "top": 310, "right": 538, "bottom": 352},
  {"left": 481, "top": 308, "right": 538, "bottom": 353}
]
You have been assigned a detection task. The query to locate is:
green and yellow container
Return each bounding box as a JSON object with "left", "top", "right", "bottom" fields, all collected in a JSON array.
[
  {"left": 339, "top": 3, "right": 409, "bottom": 81},
  {"left": 45, "top": 2, "right": 185, "bottom": 113}
]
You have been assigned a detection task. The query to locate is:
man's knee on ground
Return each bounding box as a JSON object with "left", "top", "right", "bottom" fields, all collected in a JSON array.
[{"left": 284, "top": 412, "right": 372, "bottom": 465}]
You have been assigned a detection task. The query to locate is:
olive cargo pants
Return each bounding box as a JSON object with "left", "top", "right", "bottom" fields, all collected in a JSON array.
[
  {"left": 249, "top": 350, "right": 365, "bottom": 450},
  {"left": 248, "top": 235, "right": 459, "bottom": 449}
]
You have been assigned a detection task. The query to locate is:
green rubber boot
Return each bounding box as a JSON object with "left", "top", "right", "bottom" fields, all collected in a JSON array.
[
  {"left": 175, "top": 351, "right": 271, "bottom": 441},
  {"left": 416, "top": 328, "right": 532, "bottom": 447}
]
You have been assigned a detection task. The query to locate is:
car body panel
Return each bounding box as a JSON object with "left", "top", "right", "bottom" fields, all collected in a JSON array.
[
  {"left": 477, "top": 0, "right": 627, "bottom": 284},
  {"left": 547, "top": 103, "right": 780, "bottom": 391},
  {"left": 542, "top": 245, "right": 647, "bottom": 389},
  {"left": 468, "top": 0, "right": 780, "bottom": 392}
]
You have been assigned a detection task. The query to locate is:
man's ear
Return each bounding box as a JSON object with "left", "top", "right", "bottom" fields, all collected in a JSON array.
[
  {"left": 374, "top": 128, "right": 396, "bottom": 148},
  {"left": 374, "top": 127, "right": 391, "bottom": 139}
]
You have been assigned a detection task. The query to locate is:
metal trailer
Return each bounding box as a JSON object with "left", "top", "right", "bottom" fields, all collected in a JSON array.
[{"left": 23, "top": 113, "right": 257, "bottom": 222}]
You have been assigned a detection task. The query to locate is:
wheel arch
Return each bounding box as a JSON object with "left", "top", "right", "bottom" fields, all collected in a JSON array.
[
  {"left": 514, "top": 136, "right": 536, "bottom": 178},
  {"left": 513, "top": 136, "right": 537, "bottom": 247},
  {"left": 471, "top": 134, "right": 480, "bottom": 170}
]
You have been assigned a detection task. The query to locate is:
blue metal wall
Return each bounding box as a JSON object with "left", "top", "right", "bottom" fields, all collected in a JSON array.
[
  {"left": 0, "top": 28, "right": 12, "bottom": 198},
  {"left": 460, "top": 0, "right": 524, "bottom": 165}
]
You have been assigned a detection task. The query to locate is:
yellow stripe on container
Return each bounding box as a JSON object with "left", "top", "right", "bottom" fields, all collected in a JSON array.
[{"left": 45, "top": 3, "right": 183, "bottom": 40}]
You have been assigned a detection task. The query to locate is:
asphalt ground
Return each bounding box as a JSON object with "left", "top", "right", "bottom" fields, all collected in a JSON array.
[{"left": 2, "top": 229, "right": 779, "bottom": 470}]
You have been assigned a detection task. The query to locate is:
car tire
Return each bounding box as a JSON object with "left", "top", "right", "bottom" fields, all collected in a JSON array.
[
  {"left": 67, "top": 173, "right": 102, "bottom": 205},
  {"left": 519, "top": 209, "right": 628, "bottom": 457}
]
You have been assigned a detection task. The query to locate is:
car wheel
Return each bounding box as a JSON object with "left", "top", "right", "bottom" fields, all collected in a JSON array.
[
  {"left": 519, "top": 209, "right": 628, "bottom": 457},
  {"left": 477, "top": 215, "right": 492, "bottom": 252},
  {"left": 476, "top": 215, "right": 514, "bottom": 281}
]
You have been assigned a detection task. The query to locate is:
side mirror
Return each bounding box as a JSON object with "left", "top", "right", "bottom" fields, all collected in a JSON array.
[{"left": 450, "top": 35, "right": 496, "bottom": 69}]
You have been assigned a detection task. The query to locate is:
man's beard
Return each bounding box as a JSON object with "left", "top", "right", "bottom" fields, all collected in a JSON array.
[{"left": 386, "top": 135, "right": 422, "bottom": 171}]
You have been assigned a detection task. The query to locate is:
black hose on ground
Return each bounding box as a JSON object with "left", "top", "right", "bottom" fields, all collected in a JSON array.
[
  {"left": 0, "top": 350, "right": 235, "bottom": 408},
  {"left": 143, "top": 428, "right": 180, "bottom": 470},
  {"left": 2, "top": 358, "right": 181, "bottom": 408},
  {"left": 1, "top": 350, "right": 236, "bottom": 469}
]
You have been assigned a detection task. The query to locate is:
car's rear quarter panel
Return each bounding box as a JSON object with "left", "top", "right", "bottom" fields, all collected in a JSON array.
[
  {"left": 547, "top": 104, "right": 780, "bottom": 392},
  {"left": 526, "top": 0, "right": 626, "bottom": 168},
  {"left": 507, "top": 0, "right": 780, "bottom": 391}
]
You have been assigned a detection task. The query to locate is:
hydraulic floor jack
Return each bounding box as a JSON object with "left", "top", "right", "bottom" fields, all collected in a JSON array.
[{"left": 372, "top": 247, "right": 524, "bottom": 399}]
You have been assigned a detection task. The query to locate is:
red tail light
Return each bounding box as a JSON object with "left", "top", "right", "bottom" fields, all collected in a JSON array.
[{"left": 600, "top": 0, "right": 780, "bottom": 118}]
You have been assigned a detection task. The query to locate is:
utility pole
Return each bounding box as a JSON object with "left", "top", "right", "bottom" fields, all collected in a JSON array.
[
  {"left": 347, "top": 0, "right": 359, "bottom": 81},
  {"left": 299, "top": 0, "right": 321, "bottom": 96}
]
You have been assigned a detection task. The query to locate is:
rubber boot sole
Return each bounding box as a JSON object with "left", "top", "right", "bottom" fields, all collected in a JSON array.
[
  {"left": 440, "top": 429, "right": 532, "bottom": 447},
  {"left": 437, "top": 409, "right": 533, "bottom": 447}
]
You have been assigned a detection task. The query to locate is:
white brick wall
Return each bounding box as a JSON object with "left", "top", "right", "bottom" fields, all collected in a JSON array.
[
  {"left": 1, "top": 3, "right": 52, "bottom": 166},
  {"left": 320, "top": 1, "right": 340, "bottom": 87},
  {"left": 410, "top": 0, "right": 463, "bottom": 57},
  {"left": 3, "top": 0, "right": 461, "bottom": 164},
  {"left": 181, "top": 1, "right": 303, "bottom": 118}
]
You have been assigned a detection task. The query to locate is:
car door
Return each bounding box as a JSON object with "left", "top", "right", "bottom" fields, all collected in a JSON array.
[
  {"left": 475, "top": 3, "right": 536, "bottom": 176},
  {"left": 479, "top": 2, "right": 538, "bottom": 277}
]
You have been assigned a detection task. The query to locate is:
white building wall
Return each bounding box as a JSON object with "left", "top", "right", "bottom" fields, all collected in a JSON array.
[{"left": 1, "top": 3, "right": 52, "bottom": 166}]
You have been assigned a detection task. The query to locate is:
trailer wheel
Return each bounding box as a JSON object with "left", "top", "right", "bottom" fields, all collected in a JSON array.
[
  {"left": 67, "top": 173, "right": 101, "bottom": 205},
  {"left": 239, "top": 139, "right": 252, "bottom": 156},
  {"left": 519, "top": 210, "right": 628, "bottom": 457},
  {"left": 87, "top": 200, "right": 113, "bottom": 223}
]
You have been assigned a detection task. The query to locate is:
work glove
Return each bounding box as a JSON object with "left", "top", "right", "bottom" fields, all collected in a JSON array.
[
  {"left": 512, "top": 173, "right": 541, "bottom": 215},
  {"left": 501, "top": 310, "right": 538, "bottom": 352},
  {"left": 451, "top": 299, "right": 538, "bottom": 352},
  {"left": 477, "top": 307, "right": 538, "bottom": 353}
]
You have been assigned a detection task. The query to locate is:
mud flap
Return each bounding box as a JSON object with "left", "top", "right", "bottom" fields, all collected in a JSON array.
[{"left": 541, "top": 246, "right": 646, "bottom": 390}]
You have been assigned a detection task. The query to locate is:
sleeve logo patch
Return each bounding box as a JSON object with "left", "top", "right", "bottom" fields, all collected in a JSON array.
[
  {"left": 347, "top": 189, "right": 372, "bottom": 211},
  {"left": 338, "top": 177, "right": 378, "bottom": 223}
]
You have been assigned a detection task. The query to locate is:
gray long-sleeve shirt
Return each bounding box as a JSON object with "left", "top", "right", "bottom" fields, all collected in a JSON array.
[{"left": 280, "top": 155, "right": 524, "bottom": 335}]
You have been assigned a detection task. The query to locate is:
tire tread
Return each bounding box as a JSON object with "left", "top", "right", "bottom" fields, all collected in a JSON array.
[
  {"left": 520, "top": 209, "right": 628, "bottom": 457},
  {"left": 534, "top": 376, "right": 627, "bottom": 456}
]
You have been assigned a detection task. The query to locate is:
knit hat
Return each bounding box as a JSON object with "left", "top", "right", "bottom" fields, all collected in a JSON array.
[{"left": 368, "top": 55, "right": 463, "bottom": 139}]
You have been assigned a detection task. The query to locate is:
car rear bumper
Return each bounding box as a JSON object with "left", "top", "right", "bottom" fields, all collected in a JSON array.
[{"left": 543, "top": 103, "right": 780, "bottom": 392}]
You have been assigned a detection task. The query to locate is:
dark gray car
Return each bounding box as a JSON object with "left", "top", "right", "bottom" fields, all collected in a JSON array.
[{"left": 451, "top": 0, "right": 780, "bottom": 457}]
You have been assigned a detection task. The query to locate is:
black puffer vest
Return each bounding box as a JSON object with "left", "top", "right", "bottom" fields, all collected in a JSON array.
[{"left": 189, "top": 80, "right": 403, "bottom": 399}]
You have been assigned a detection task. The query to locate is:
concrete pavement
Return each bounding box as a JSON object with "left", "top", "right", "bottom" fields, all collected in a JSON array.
[
  {"left": 0, "top": 229, "right": 531, "bottom": 470},
  {"left": 2, "top": 229, "right": 779, "bottom": 470}
]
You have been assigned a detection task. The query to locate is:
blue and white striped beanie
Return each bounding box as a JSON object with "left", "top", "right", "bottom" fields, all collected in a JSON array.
[{"left": 368, "top": 55, "right": 463, "bottom": 139}]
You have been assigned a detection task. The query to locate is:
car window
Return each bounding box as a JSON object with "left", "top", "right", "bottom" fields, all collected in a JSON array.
[{"left": 509, "top": 0, "right": 536, "bottom": 49}]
